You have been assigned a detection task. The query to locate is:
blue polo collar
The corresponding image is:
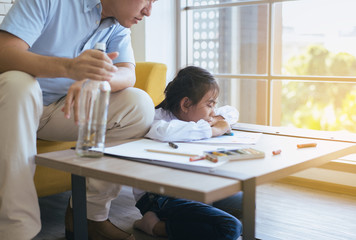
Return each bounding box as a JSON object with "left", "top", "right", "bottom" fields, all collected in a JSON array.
[{"left": 83, "top": 0, "right": 101, "bottom": 13}]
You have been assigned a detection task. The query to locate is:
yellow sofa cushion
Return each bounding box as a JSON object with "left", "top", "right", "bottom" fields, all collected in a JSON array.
[
  {"left": 34, "top": 62, "right": 167, "bottom": 197},
  {"left": 134, "top": 62, "right": 166, "bottom": 106}
]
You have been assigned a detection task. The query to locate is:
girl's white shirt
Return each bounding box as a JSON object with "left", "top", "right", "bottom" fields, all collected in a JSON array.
[
  {"left": 133, "top": 105, "right": 239, "bottom": 201},
  {"left": 144, "top": 105, "right": 239, "bottom": 142}
]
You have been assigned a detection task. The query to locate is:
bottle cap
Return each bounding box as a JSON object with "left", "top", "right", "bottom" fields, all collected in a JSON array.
[{"left": 94, "top": 42, "right": 106, "bottom": 52}]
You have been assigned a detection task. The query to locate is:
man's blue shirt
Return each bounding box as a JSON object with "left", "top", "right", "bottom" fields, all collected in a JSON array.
[{"left": 0, "top": 0, "right": 135, "bottom": 105}]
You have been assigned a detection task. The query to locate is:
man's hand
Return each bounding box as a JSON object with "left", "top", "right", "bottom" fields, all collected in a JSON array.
[
  {"left": 61, "top": 80, "right": 85, "bottom": 124},
  {"left": 62, "top": 50, "right": 121, "bottom": 124},
  {"left": 66, "top": 50, "right": 119, "bottom": 82},
  {"left": 211, "top": 120, "right": 231, "bottom": 137}
]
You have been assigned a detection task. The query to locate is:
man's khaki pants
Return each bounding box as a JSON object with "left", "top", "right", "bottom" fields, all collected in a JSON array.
[{"left": 0, "top": 71, "right": 155, "bottom": 240}]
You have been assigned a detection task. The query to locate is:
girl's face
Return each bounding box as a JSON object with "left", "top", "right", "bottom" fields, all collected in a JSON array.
[{"left": 179, "top": 89, "right": 218, "bottom": 123}]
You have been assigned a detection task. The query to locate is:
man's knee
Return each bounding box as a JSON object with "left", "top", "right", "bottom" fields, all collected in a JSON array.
[
  {"left": 113, "top": 87, "right": 154, "bottom": 117},
  {"left": 107, "top": 87, "right": 155, "bottom": 138},
  {"left": 0, "top": 70, "right": 42, "bottom": 104},
  {"left": 118, "top": 87, "right": 154, "bottom": 107}
]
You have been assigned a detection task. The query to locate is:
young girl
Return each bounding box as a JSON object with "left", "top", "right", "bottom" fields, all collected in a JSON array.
[{"left": 133, "top": 66, "right": 243, "bottom": 240}]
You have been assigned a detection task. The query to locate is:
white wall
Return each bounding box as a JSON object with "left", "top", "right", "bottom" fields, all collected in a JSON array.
[
  {"left": 131, "top": 0, "right": 176, "bottom": 83},
  {"left": 0, "top": 0, "right": 13, "bottom": 23}
]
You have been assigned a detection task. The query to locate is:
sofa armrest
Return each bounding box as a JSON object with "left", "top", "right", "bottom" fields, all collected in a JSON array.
[{"left": 134, "top": 62, "right": 167, "bottom": 106}]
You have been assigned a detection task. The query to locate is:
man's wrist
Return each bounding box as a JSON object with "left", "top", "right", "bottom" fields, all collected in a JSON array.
[{"left": 61, "top": 57, "right": 72, "bottom": 79}]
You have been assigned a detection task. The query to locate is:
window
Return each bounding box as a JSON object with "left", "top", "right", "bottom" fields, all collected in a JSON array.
[{"left": 178, "top": 0, "right": 356, "bottom": 133}]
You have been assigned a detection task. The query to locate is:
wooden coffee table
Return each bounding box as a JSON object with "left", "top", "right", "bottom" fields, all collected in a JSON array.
[{"left": 35, "top": 125, "right": 356, "bottom": 239}]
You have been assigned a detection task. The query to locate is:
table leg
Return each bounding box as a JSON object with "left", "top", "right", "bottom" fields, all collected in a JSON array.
[
  {"left": 72, "top": 174, "right": 88, "bottom": 240},
  {"left": 242, "top": 177, "right": 256, "bottom": 240}
]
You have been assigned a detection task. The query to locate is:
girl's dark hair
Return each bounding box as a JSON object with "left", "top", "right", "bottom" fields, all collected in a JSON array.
[{"left": 156, "top": 66, "right": 219, "bottom": 115}]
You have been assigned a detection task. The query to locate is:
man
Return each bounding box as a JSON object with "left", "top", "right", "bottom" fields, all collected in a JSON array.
[{"left": 0, "top": 0, "right": 157, "bottom": 239}]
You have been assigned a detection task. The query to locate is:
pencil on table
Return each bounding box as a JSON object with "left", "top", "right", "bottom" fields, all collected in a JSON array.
[
  {"left": 297, "top": 143, "right": 317, "bottom": 148},
  {"left": 223, "top": 132, "right": 234, "bottom": 136},
  {"left": 145, "top": 149, "right": 218, "bottom": 163},
  {"left": 168, "top": 142, "right": 178, "bottom": 149},
  {"left": 272, "top": 149, "right": 282, "bottom": 155},
  {"left": 145, "top": 149, "right": 198, "bottom": 157},
  {"left": 189, "top": 155, "right": 206, "bottom": 162}
]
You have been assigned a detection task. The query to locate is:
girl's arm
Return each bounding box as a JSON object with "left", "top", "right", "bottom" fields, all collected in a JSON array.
[
  {"left": 214, "top": 105, "right": 239, "bottom": 124},
  {"left": 145, "top": 119, "right": 212, "bottom": 142}
]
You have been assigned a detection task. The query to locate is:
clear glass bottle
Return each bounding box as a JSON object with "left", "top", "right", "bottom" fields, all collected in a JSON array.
[{"left": 76, "top": 42, "right": 111, "bottom": 157}]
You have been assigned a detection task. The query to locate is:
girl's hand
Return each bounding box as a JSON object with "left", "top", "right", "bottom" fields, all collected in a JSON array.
[
  {"left": 208, "top": 115, "right": 225, "bottom": 126},
  {"left": 211, "top": 120, "right": 231, "bottom": 137}
]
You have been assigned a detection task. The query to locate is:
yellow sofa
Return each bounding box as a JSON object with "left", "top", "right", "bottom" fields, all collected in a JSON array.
[{"left": 34, "top": 62, "right": 167, "bottom": 197}]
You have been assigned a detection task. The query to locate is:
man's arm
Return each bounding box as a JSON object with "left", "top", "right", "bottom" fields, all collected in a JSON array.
[
  {"left": 0, "top": 31, "right": 118, "bottom": 81},
  {"left": 110, "top": 62, "right": 136, "bottom": 92}
]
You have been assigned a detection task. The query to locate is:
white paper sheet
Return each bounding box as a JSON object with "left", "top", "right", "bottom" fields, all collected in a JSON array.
[
  {"left": 104, "top": 139, "right": 237, "bottom": 168},
  {"left": 190, "top": 131, "right": 262, "bottom": 145}
]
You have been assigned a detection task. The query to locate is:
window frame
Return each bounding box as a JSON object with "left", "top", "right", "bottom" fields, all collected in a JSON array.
[{"left": 177, "top": 0, "right": 356, "bottom": 126}]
